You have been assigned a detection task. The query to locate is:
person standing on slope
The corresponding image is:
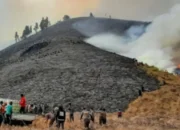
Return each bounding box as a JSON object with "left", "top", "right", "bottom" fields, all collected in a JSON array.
[
  {"left": 0, "top": 101, "right": 4, "bottom": 126},
  {"left": 99, "top": 108, "right": 107, "bottom": 125},
  {"left": 19, "top": 94, "right": 26, "bottom": 114},
  {"left": 5, "top": 102, "right": 13, "bottom": 125},
  {"left": 89, "top": 108, "right": 95, "bottom": 122},
  {"left": 56, "top": 106, "right": 66, "bottom": 130},
  {"left": 80, "top": 108, "right": 92, "bottom": 129},
  {"left": 68, "top": 103, "right": 74, "bottom": 122},
  {"left": 117, "top": 109, "right": 122, "bottom": 118}
]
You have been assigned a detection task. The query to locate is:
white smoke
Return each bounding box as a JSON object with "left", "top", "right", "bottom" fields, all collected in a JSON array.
[{"left": 85, "top": 5, "right": 180, "bottom": 72}]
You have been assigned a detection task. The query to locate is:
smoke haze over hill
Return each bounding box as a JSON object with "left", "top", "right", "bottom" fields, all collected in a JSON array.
[
  {"left": 85, "top": 5, "right": 180, "bottom": 72},
  {"left": 1, "top": 0, "right": 180, "bottom": 45}
]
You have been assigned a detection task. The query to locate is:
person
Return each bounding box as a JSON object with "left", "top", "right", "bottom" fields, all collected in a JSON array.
[
  {"left": 68, "top": 103, "right": 74, "bottom": 122},
  {"left": 117, "top": 109, "right": 122, "bottom": 118},
  {"left": 0, "top": 101, "right": 4, "bottom": 126},
  {"left": 0, "top": 102, "right": 7, "bottom": 125},
  {"left": 138, "top": 90, "right": 142, "bottom": 96},
  {"left": 37, "top": 104, "right": 42, "bottom": 114},
  {"left": 53, "top": 105, "right": 59, "bottom": 116},
  {"left": 99, "top": 108, "right": 107, "bottom": 125},
  {"left": 80, "top": 108, "right": 92, "bottom": 129},
  {"left": 15, "top": 32, "right": 20, "bottom": 43},
  {"left": 89, "top": 108, "right": 95, "bottom": 122},
  {"left": 56, "top": 106, "right": 66, "bottom": 129},
  {"left": 5, "top": 102, "right": 13, "bottom": 125},
  {"left": 45, "top": 105, "right": 59, "bottom": 128},
  {"left": 19, "top": 94, "right": 26, "bottom": 114},
  {"left": 45, "top": 111, "right": 55, "bottom": 128},
  {"left": 141, "top": 85, "right": 145, "bottom": 92},
  {"left": 28, "top": 104, "right": 34, "bottom": 113}
]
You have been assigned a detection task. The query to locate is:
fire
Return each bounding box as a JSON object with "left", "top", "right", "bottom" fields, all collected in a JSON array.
[{"left": 177, "top": 64, "right": 180, "bottom": 69}]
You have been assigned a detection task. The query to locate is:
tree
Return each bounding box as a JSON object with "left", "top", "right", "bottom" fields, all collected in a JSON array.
[
  {"left": 63, "top": 15, "right": 70, "bottom": 21},
  {"left": 44, "top": 17, "right": 51, "bottom": 29},
  {"left": 29, "top": 26, "right": 32, "bottom": 34},
  {"left": 34, "top": 22, "right": 39, "bottom": 33},
  {"left": 89, "top": 12, "right": 94, "bottom": 18},
  {"left": 40, "top": 17, "right": 45, "bottom": 31},
  {"left": 22, "top": 25, "right": 30, "bottom": 39}
]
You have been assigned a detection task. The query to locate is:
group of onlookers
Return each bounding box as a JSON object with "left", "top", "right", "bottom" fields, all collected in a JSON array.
[
  {"left": 45, "top": 103, "right": 123, "bottom": 130},
  {"left": 0, "top": 94, "right": 123, "bottom": 129},
  {"left": 0, "top": 94, "right": 26, "bottom": 126},
  {"left": 0, "top": 100, "right": 14, "bottom": 125}
]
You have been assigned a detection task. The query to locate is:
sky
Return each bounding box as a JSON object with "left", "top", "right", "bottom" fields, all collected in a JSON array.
[{"left": 0, "top": 0, "right": 180, "bottom": 50}]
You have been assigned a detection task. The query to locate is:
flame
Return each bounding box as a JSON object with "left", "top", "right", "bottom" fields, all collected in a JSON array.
[{"left": 177, "top": 64, "right": 180, "bottom": 69}]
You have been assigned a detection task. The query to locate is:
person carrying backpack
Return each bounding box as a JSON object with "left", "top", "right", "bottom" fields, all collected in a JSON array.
[{"left": 56, "top": 106, "right": 66, "bottom": 129}]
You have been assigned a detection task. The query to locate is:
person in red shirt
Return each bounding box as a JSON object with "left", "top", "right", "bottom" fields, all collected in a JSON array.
[
  {"left": 117, "top": 109, "right": 122, "bottom": 118},
  {"left": 19, "top": 94, "right": 26, "bottom": 114}
]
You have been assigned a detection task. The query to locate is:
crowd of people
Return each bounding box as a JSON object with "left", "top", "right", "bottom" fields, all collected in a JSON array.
[
  {"left": 0, "top": 94, "right": 27, "bottom": 125},
  {"left": 45, "top": 103, "right": 122, "bottom": 130},
  {"left": 0, "top": 94, "right": 123, "bottom": 129}
]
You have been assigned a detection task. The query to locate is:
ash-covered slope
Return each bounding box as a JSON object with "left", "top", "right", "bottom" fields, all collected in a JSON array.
[
  {"left": 0, "top": 17, "right": 149, "bottom": 60},
  {"left": 0, "top": 17, "right": 156, "bottom": 111}
]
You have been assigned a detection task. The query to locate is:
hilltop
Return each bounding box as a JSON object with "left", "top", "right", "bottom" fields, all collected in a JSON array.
[{"left": 0, "top": 17, "right": 155, "bottom": 111}]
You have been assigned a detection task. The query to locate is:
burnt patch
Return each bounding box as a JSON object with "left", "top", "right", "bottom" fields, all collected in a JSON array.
[{"left": 20, "top": 41, "right": 50, "bottom": 57}]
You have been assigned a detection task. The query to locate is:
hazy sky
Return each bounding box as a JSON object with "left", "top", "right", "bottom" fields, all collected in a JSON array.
[{"left": 0, "top": 0, "right": 180, "bottom": 50}]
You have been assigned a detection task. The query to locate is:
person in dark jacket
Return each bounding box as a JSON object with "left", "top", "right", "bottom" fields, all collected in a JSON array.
[
  {"left": 99, "top": 108, "right": 107, "bottom": 125},
  {"left": 68, "top": 103, "right": 74, "bottom": 122},
  {"left": 56, "top": 106, "right": 66, "bottom": 129}
]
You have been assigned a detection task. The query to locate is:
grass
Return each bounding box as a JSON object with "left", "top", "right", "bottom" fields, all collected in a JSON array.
[{"left": 124, "top": 63, "right": 180, "bottom": 118}]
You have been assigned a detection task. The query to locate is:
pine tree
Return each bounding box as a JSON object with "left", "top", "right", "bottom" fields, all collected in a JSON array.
[
  {"left": 34, "top": 22, "right": 39, "bottom": 33},
  {"left": 63, "top": 15, "right": 70, "bottom": 21},
  {"left": 29, "top": 26, "right": 32, "bottom": 34},
  {"left": 90, "top": 12, "right": 94, "bottom": 17}
]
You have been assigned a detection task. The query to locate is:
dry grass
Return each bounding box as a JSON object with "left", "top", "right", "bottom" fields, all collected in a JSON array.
[
  {"left": 124, "top": 64, "right": 180, "bottom": 118},
  {"left": 1, "top": 64, "right": 180, "bottom": 130},
  {"left": 1, "top": 113, "right": 180, "bottom": 130}
]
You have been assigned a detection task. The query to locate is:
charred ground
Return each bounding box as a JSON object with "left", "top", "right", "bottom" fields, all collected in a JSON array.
[{"left": 0, "top": 17, "right": 157, "bottom": 111}]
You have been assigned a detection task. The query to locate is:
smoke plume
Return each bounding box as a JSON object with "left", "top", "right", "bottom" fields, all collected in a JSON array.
[{"left": 85, "top": 5, "right": 180, "bottom": 72}]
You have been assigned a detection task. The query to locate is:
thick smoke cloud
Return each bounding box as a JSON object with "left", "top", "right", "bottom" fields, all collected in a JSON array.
[{"left": 86, "top": 5, "right": 180, "bottom": 72}]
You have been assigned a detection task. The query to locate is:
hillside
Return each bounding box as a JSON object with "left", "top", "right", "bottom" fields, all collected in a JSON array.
[
  {"left": 124, "top": 64, "right": 180, "bottom": 118},
  {"left": 0, "top": 17, "right": 149, "bottom": 60},
  {"left": 0, "top": 17, "right": 155, "bottom": 111},
  {"left": 1, "top": 64, "right": 180, "bottom": 130}
]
